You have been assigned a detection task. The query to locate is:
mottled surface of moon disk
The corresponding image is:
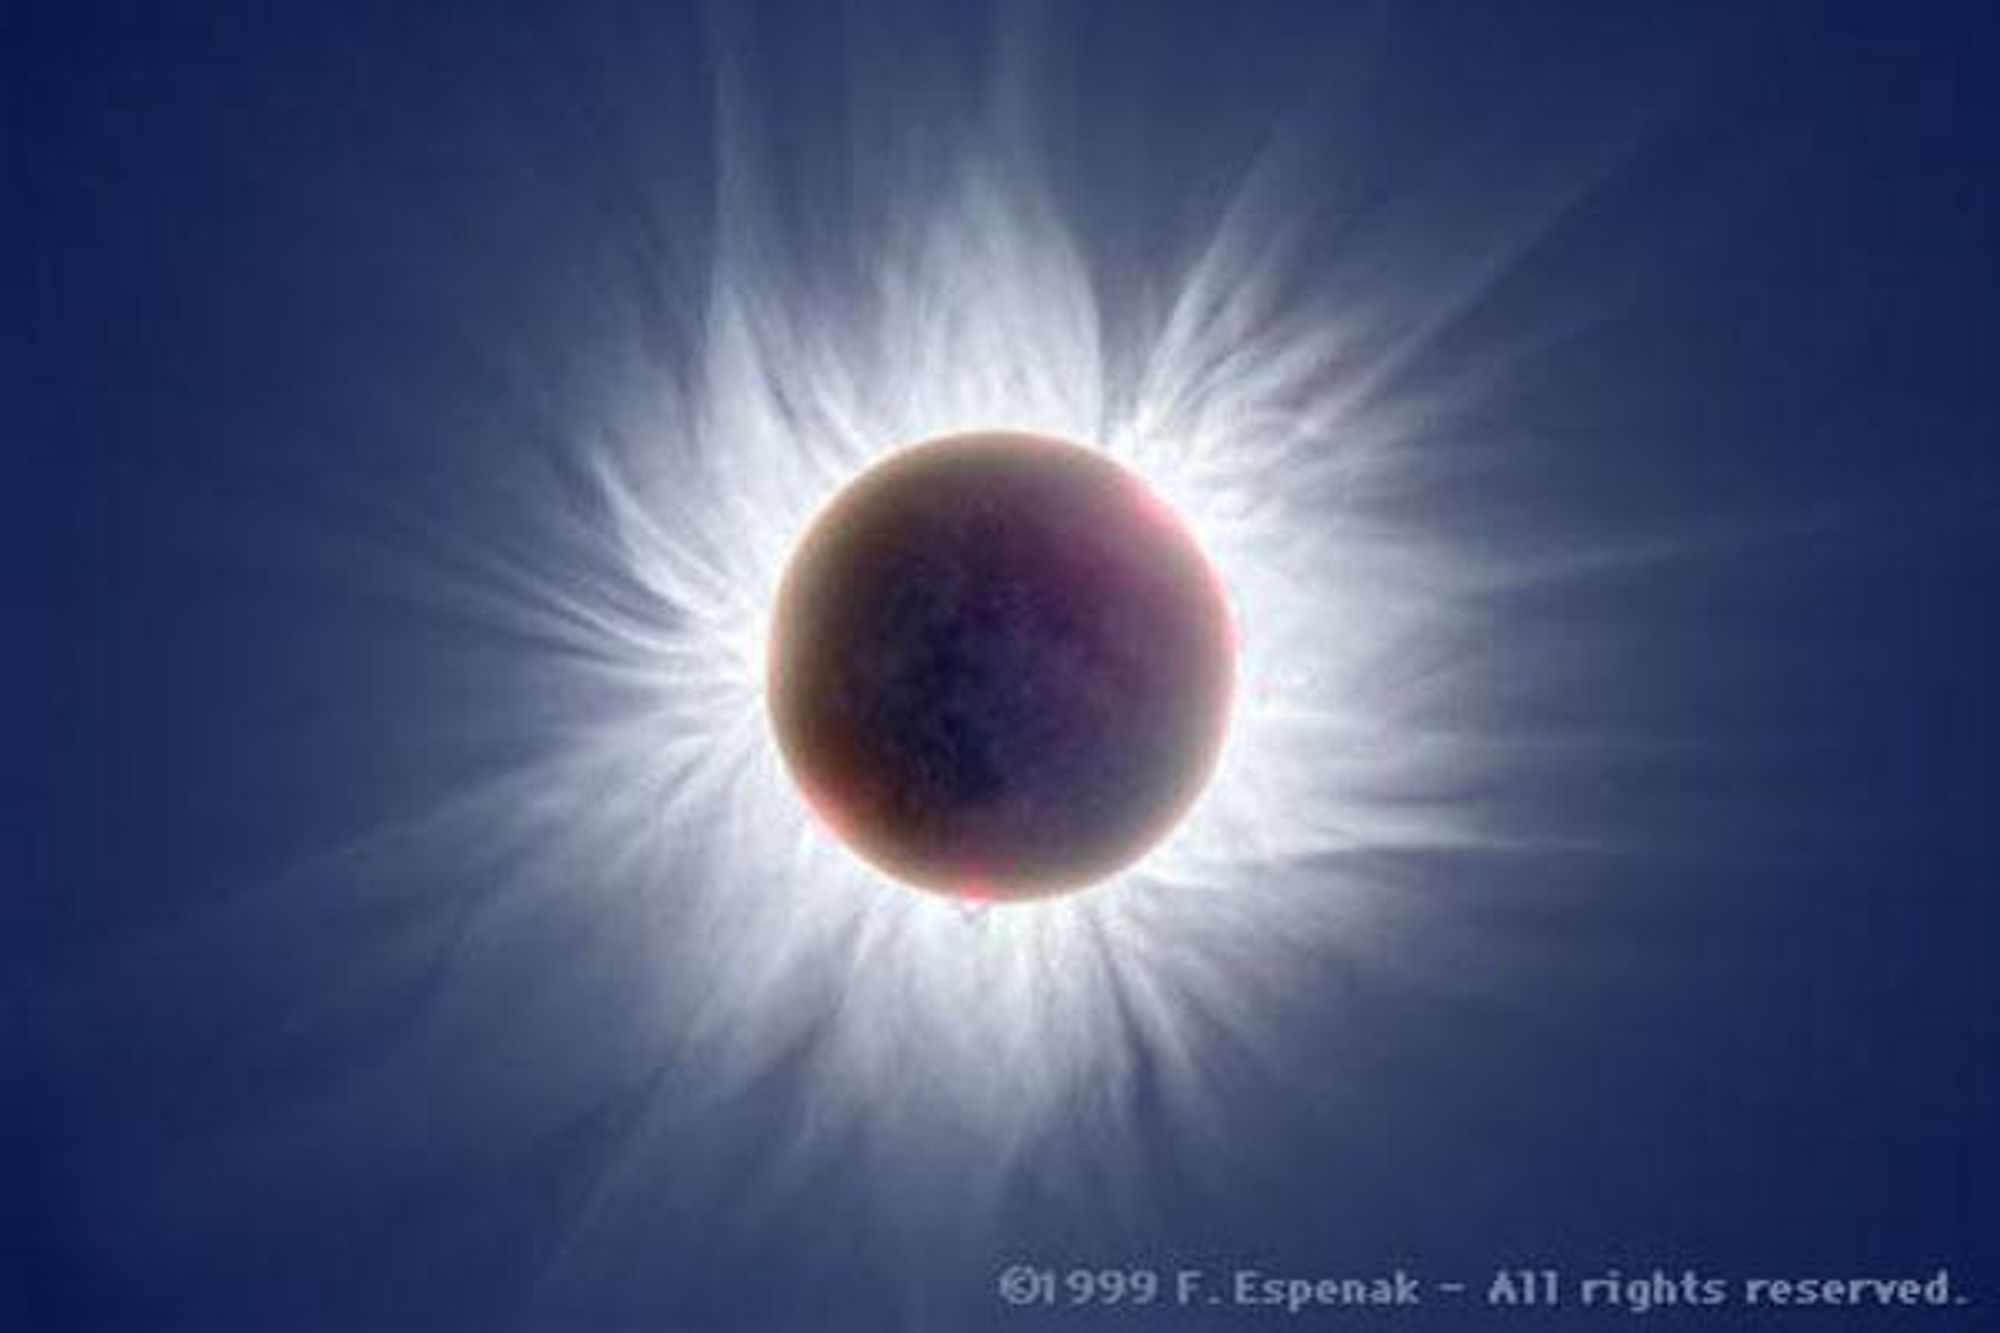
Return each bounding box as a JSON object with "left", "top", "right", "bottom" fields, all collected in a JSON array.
[{"left": 767, "top": 431, "right": 1234, "bottom": 899}]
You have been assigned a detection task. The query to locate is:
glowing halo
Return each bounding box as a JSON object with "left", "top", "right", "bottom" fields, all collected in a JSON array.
[
  {"left": 534, "top": 132, "right": 1503, "bottom": 1187},
  {"left": 237, "top": 17, "right": 1568, "bottom": 1280}
]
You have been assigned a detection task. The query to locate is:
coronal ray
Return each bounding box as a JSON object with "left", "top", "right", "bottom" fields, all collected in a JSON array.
[{"left": 499, "top": 99, "right": 1509, "bottom": 1178}]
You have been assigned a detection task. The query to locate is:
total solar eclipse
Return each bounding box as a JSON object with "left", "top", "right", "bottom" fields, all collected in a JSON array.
[{"left": 767, "top": 431, "right": 1235, "bottom": 899}]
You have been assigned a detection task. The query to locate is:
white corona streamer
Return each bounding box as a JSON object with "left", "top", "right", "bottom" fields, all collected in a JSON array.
[{"left": 507, "top": 114, "right": 1508, "bottom": 1198}]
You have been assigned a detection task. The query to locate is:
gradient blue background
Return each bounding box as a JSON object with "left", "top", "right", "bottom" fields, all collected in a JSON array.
[{"left": 11, "top": 1, "right": 1999, "bottom": 1329}]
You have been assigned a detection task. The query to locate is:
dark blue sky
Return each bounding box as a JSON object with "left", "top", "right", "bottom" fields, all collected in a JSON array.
[{"left": 11, "top": 2, "right": 2000, "bottom": 1330}]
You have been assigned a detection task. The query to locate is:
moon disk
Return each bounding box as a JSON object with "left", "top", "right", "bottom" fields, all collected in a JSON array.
[{"left": 766, "top": 431, "right": 1235, "bottom": 900}]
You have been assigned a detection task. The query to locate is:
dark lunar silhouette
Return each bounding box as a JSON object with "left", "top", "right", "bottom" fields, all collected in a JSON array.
[{"left": 767, "top": 431, "right": 1234, "bottom": 898}]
